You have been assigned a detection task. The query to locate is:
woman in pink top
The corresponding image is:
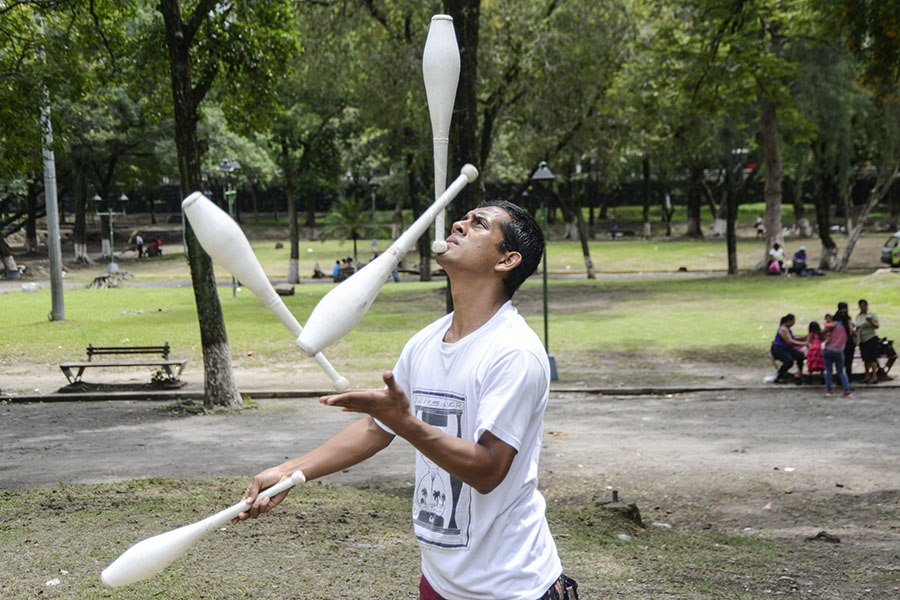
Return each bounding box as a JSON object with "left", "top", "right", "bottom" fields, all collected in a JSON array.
[{"left": 823, "top": 308, "right": 852, "bottom": 396}]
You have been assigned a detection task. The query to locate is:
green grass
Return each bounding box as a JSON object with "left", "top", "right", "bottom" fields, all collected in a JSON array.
[
  {"left": 0, "top": 477, "right": 852, "bottom": 599},
  {"left": 527, "top": 273, "right": 899, "bottom": 356},
  {"left": 3, "top": 272, "right": 897, "bottom": 388},
  {"left": 42, "top": 231, "right": 890, "bottom": 288}
]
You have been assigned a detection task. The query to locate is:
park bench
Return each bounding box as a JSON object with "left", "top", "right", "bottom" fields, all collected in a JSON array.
[{"left": 59, "top": 342, "right": 188, "bottom": 384}]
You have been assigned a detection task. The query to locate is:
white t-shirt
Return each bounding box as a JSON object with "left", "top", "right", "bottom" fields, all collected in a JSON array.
[{"left": 379, "top": 301, "right": 561, "bottom": 600}]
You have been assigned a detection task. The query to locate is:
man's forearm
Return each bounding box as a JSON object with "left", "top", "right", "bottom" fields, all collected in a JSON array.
[
  {"left": 392, "top": 417, "right": 514, "bottom": 494},
  {"left": 278, "top": 417, "right": 393, "bottom": 482}
]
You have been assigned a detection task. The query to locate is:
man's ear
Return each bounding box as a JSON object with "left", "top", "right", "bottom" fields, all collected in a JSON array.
[{"left": 495, "top": 251, "right": 522, "bottom": 273}]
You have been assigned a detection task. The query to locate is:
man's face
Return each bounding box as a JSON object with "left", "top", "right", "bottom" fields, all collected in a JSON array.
[{"left": 438, "top": 206, "right": 512, "bottom": 273}]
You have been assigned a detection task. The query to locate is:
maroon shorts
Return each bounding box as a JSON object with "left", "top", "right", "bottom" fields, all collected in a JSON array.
[{"left": 419, "top": 573, "right": 579, "bottom": 600}]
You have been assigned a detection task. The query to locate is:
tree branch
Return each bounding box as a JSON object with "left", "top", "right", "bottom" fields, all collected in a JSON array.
[
  {"left": 89, "top": 0, "right": 118, "bottom": 73},
  {"left": 359, "top": 0, "right": 390, "bottom": 32},
  {"left": 183, "top": 0, "right": 218, "bottom": 46},
  {"left": 191, "top": 59, "right": 219, "bottom": 106}
]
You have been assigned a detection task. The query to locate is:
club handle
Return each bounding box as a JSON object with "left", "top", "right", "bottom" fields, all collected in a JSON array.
[
  {"left": 268, "top": 294, "right": 349, "bottom": 391},
  {"left": 207, "top": 470, "right": 307, "bottom": 532}
]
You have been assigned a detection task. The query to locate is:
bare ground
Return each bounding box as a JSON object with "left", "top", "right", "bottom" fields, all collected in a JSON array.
[{"left": 1, "top": 381, "right": 898, "bottom": 597}]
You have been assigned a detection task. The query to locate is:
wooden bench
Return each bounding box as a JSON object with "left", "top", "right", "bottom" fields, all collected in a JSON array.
[{"left": 60, "top": 343, "right": 188, "bottom": 384}]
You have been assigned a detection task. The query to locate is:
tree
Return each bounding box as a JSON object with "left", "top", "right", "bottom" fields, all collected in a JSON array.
[
  {"left": 320, "top": 195, "right": 381, "bottom": 264},
  {"left": 155, "top": 0, "right": 298, "bottom": 407},
  {"left": 822, "top": 0, "right": 900, "bottom": 269}
]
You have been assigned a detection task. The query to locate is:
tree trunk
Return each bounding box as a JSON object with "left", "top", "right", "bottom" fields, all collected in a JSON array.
[
  {"left": 725, "top": 165, "right": 738, "bottom": 275},
  {"left": 575, "top": 202, "right": 595, "bottom": 279},
  {"left": 837, "top": 162, "right": 900, "bottom": 271},
  {"left": 304, "top": 191, "right": 315, "bottom": 229},
  {"left": 446, "top": 0, "right": 482, "bottom": 210},
  {"left": 250, "top": 179, "right": 260, "bottom": 220},
  {"left": 557, "top": 177, "right": 595, "bottom": 278},
  {"left": 160, "top": 0, "right": 241, "bottom": 409},
  {"left": 1, "top": 234, "right": 18, "bottom": 278},
  {"left": 686, "top": 167, "right": 703, "bottom": 238},
  {"left": 888, "top": 183, "right": 899, "bottom": 230},
  {"left": 406, "top": 151, "right": 431, "bottom": 282},
  {"left": 287, "top": 180, "right": 300, "bottom": 284},
  {"left": 26, "top": 180, "right": 38, "bottom": 254},
  {"left": 72, "top": 162, "right": 92, "bottom": 264},
  {"left": 727, "top": 162, "right": 760, "bottom": 274},
  {"left": 641, "top": 155, "right": 651, "bottom": 238},
  {"left": 787, "top": 176, "right": 812, "bottom": 237},
  {"left": 283, "top": 140, "right": 300, "bottom": 283},
  {"left": 759, "top": 99, "right": 784, "bottom": 270}
]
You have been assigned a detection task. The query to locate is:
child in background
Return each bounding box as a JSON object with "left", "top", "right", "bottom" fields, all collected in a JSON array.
[{"left": 806, "top": 321, "right": 825, "bottom": 376}]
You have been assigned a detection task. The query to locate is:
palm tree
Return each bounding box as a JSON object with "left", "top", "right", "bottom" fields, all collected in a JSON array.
[{"left": 320, "top": 195, "right": 382, "bottom": 264}]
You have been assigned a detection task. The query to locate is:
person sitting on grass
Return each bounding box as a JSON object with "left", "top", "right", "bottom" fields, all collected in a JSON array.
[
  {"left": 771, "top": 314, "right": 807, "bottom": 382},
  {"left": 790, "top": 246, "right": 808, "bottom": 275}
]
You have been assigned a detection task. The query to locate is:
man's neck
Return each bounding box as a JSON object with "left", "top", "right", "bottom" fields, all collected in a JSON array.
[{"left": 444, "top": 277, "right": 509, "bottom": 344}]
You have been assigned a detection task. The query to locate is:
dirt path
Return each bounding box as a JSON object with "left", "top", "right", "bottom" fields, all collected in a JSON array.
[
  {"left": 3, "top": 385, "right": 899, "bottom": 597},
  {"left": 3, "top": 387, "right": 898, "bottom": 541}
]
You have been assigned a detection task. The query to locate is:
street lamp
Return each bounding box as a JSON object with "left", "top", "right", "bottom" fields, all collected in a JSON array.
[
  {"left": 217, "top": 158, "right": 241, "bottom": 218},
  {"left": 217, "top": 158, "right": 241, "bottom": 295},
  {"left": 94, "top": 192, "right": 128, "bottom": 272},
  {"left": 531, "top": 160, "right": 558, "bottom": 381}
]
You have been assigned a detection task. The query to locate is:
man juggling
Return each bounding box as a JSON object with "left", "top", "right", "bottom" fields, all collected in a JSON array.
[{"left": 235, "top": 200, "right": 578, "bottom": 600}]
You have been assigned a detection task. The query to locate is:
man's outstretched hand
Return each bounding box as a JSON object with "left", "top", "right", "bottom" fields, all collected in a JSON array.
[{"left": 320, "top": 370, "right": 411, "bottom": 431}]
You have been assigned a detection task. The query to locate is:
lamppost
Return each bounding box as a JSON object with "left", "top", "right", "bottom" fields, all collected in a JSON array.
[
  {"left": 94, "top": 192, "right": 128, "bottom": 273},
  {"left": 217, "top": 158, "right": 241, "bottom": 295},
  {"left": 217, "top": 158, "right": 241, "bottom": 218},
  {"left": 531, "top": 161, "right": 558, "bottom": 381}
]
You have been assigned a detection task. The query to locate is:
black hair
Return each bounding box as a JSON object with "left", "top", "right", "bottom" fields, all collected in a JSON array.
[
  {"left": 780, "top": 314, "right": 794, "bottom": 325},
  {"left": 476, "top": 199, "right": 544, "bottom": 299},
  {"left": 834, "top": 307, "right": 851, "bottom": 332},
  {"left": 808, "top": 321, "right": 822, "bottom": 338}
]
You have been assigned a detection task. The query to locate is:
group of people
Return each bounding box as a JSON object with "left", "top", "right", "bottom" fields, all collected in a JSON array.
[
  {"left": 132, "top": 232, "right": 163, "bottom": 258},
  {"left": 330, "top": 253, "right": 402, "bottom": 283},
  {"left": 771, "top": 299, "right": 883, "bottom": 395},
  {"left": 767, "top": 242, "right": 815, "bottom": 276},
  {"left": 331, "top": 256, "right": 356, "bottom": 282}
]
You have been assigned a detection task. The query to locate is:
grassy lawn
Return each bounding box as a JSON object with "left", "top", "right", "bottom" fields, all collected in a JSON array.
[
  {"left": 30, "top": 230, "right": 891, "bottom": 287},
  {"left": 2, "top": 271, "right": 897, "bottom": 388},
  {"left": 0, "top": 477, "right": 843, "bottom": 599}
]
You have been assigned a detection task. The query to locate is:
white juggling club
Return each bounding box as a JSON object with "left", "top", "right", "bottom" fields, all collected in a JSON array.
[
  {"left": 101, "top": 470, "right": 306, "bottom": 588},
  {"left": 182, "top": 192, "right": 349, "bottom": 391},
  {"left": 423, "top": 14, "right": 460, "bottom": 255},
  {"left": 296, "top": 164, "right": 478, "bottom": 356}
]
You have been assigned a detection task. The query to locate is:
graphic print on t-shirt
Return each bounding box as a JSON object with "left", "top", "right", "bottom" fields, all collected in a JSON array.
[{"left": 412, "top": 388, "right": 471, "bottom": 549}]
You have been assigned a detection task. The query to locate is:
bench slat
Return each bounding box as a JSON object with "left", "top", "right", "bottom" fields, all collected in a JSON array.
[
  {"left": 61, "top": 360, "right": 187, "bottom": 368},
  {"left": 59, "top": 358, "right": 187, "bottom": 384}
]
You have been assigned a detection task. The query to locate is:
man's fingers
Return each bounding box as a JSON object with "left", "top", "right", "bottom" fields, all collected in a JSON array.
[
  {"left": 232, "top": 490, "right": 288, "bottom": 525},
  {"left": 382, "top": 370, "right": 400, "bottom": 393},
  {"left": 321, "top": 390, "right": 379, "bottom": 407}
]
